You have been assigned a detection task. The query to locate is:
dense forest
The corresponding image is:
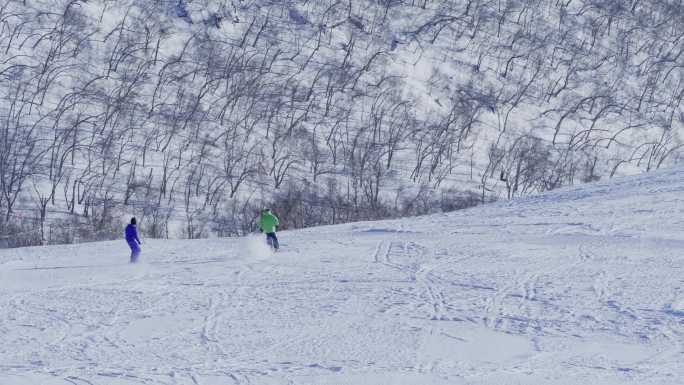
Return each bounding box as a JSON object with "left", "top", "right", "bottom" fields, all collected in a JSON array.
[{"left": 0, "top": 0, "right": 682, "bottom": 247}]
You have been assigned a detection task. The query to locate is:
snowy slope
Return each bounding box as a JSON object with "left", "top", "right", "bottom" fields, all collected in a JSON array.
[
  {"left": 1, "top": 168, "right": 683, "bottom": 385},
  {"left": 3, "top": 1, "right": 682, "bottom": 245}
]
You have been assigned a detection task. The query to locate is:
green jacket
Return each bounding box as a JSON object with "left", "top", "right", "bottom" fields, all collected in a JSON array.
[{"left": 259, "top": 212, "right": 279, "bottom": 233}]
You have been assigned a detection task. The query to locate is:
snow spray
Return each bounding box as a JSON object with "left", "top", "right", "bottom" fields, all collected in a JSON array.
[{"left": 245, "top": 234, "right": 273, "bottom": 259}]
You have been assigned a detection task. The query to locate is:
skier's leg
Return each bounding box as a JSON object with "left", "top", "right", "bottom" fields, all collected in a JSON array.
[
  {"left": 266, "top": 233, "right": 278, "bottom": 250},
  {"left": 129, "top": 241, "right": 140, "bottom": 263},
  {"left": 272, "top": 233, "right": 279, "bottom": 250}
]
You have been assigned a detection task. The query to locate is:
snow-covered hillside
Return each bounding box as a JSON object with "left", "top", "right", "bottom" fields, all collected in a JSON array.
[
  {"left": 1, "top": 167, "right": 683, "bottom": 384},
  {"left": 2, "top": 1, "right": 682, "bottom": 245}
]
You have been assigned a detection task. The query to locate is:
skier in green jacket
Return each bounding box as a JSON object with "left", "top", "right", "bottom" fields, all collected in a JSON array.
[{"left": 259, "top": 208, "right": 280, "bottom": 250}]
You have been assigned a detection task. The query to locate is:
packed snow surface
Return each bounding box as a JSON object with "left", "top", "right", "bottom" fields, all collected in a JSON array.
[{"left": 1, "top": 168, "right": 683, "bottom": 384}]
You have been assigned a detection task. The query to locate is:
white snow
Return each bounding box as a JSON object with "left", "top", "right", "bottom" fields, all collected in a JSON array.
[{"left": 1, "top": 167, "right": 683, "bottom": 384}]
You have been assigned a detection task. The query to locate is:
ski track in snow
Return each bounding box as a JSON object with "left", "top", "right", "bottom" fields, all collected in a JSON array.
[{"left": 1, "top": 168, "right": 684, "bottom": 384}]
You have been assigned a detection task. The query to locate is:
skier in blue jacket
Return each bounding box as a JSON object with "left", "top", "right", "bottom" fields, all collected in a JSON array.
[{"left": 125, "top": 217, "right": 142, "bottom": 263}]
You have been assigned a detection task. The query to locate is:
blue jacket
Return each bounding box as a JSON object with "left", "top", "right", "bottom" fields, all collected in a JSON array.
[{"left": 125, "top": 224, "right": 141, "bottom": 244}]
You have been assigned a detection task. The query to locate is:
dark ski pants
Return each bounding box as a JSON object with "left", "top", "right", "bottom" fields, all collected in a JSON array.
[
  {"left": 128, "top": 240, "right": 141, "bottom": 263},
  {"left": 266, "top": 232, "right": 279, "bottom": 250}
]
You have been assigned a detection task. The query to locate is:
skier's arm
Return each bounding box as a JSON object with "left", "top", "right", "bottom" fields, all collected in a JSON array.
[{"left": 135, "top": 229, "right": 141, "bottom": 244}]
